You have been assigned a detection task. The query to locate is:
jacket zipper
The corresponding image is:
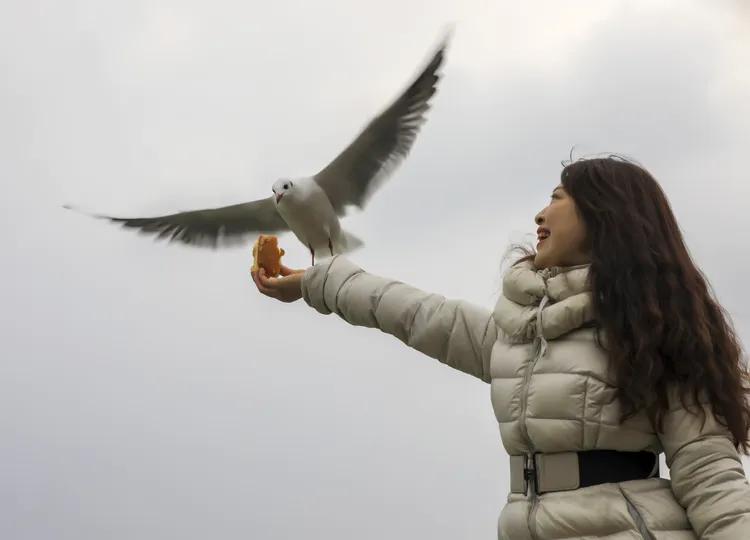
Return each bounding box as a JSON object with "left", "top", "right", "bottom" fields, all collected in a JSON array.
[
  {"left": 520, "top": 267, "right": 557, "bottom": 540},
  {"left": 517, "top": 335, "right": 542, "bottom": 455},
  {"left": 618, "top": 486, "right": 656, "bottom": 540},
  {"left": 518, "top": 272, "right": 551, "bottom": 450},
  {"left": 522, "top": 335, "right": 544, "bottom": 540}
]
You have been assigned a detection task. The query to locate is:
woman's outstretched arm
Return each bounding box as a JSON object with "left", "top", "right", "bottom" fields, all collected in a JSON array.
[
  {"left": 297, "top": 254, "right": 498, "bottom": 383},
  {"left": 250, "top": 254, "right": 498, "bottom": 382},
  {"left": 658, "top": 385, "right": 750, "bottom": 538}
]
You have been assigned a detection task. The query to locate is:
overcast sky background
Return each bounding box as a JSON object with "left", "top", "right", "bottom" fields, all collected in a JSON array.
[{"left": 2, "top": 1, "right": 749, "bottom": 538}]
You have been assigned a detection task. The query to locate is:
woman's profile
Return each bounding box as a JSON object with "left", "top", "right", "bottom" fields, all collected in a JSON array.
[{"left": 251, "top": 155, "right": 750, "bottom": 539}]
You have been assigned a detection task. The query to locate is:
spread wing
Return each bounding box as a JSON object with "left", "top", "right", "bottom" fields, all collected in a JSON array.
[
  {"left": 64, "top": 196, "right": 289, "bottom": 248},
  {"left": 313, "top": 36, "right": 448, "bottom": 217}
]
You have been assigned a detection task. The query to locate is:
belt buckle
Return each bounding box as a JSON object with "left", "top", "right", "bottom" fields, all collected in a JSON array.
[{"left": 523, "top": 452, "right": 540, "bottom": 496}]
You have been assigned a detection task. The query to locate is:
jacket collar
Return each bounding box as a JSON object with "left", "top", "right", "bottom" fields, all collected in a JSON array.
[{"left": 493, "top": 259, "right": 594, "bottom": 343}]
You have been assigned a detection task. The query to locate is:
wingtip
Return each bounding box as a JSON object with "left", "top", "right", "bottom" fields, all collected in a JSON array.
[
  {"left": 62, "top": 204, "right": 109, "bottom": 220},
  {"left": 423, "top": 28, "right": 452, "bottom": 73},
  {"left": 63, "top": 203, "right": 86, "bottom": 215}
]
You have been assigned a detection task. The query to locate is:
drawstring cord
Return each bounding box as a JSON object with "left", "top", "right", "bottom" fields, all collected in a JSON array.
[{"left": 536, "top": 293, "right": 550, "bottom": 358}]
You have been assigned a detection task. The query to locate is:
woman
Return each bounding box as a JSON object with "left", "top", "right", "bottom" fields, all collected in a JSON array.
[{"left": 251, "top": 156, "right": 750, "bottom": 539}]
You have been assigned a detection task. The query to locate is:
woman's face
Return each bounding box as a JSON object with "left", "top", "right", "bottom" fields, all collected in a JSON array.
[{"left": 534, "top": 184, "right": 591, "bottom": 269}]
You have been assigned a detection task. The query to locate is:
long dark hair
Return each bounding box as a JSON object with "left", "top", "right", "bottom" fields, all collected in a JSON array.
[{"left": 506, "top": 155, "right": 750, "bottom": 452}]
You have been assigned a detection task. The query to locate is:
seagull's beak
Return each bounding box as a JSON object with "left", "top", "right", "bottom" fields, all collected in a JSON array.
[{"left": 275, "top": 193, "right": 283, "bottom": 204}]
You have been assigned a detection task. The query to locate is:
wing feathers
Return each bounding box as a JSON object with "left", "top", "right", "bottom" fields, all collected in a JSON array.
[
  {"left": 313, "top": 36, "right": 448, "bottom": 216},
  {"left": 64, "top": 197, "right": 289, "bottom": 248}
]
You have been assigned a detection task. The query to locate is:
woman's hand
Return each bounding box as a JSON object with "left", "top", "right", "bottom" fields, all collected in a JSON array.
[{"left": 250, "top": 264, "right": 308, "bottom": 303}]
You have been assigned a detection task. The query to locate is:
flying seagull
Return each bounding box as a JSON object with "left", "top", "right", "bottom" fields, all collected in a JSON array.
[{"left": 65, "top": 36, "right": 448, "bottom": 265}]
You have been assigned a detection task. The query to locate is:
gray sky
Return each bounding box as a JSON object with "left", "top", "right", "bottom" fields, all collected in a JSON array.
[{"left": 2, "top": 1, "right": 748, "bottom": 538}]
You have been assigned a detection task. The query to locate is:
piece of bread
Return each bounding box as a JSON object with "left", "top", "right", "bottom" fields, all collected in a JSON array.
[{"left": 251, "top": 235, "right": 285, "bottom": 277}]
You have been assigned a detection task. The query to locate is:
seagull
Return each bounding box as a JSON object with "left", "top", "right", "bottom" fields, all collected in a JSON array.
[{"left": 65, "top": 35, "right": 448, "bottom": 266}]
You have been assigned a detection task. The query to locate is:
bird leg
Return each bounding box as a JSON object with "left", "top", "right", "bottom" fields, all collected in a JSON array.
[
  {"left": 308, "top": 243, "right": 315, "bottom": 266},
  {"left": 328, "top": 237, "right": 334, "bottom": 256}
]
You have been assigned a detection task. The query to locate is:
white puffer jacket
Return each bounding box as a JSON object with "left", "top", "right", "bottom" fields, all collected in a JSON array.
[{"left": 300, "top": 254, "right": 750, "bottom": 539}]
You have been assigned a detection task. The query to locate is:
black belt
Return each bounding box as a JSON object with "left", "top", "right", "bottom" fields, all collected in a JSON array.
[{"left": 510, "top": 450, "right": 660, "bottom": 495}]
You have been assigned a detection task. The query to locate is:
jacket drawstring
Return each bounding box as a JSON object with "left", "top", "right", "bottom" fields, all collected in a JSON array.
[{"left": 536, "top": 293, "right": 549, "bottom": 358}]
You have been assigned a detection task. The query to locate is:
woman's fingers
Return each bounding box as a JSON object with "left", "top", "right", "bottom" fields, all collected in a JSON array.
[
  {"left": 251, "top": 269, "right": 279, "bottom": 297},
  {"left": 279, "top": 264, "right": 304, "bottom": 276},
  {"left": 250, "top": 265, "right": 303, "bottom": 304},
  {"left": 258, "top": 268, "right": 278, "bottom": 286}
]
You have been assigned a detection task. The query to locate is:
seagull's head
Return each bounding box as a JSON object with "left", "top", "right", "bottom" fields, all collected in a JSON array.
[{"left": 272, "top": 178, "right": 295, "bottom": 205}]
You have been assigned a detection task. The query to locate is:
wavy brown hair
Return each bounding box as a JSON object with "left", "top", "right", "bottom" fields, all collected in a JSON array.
[{"left": 506, "top": 155, "right": 750, "bottom": 453}]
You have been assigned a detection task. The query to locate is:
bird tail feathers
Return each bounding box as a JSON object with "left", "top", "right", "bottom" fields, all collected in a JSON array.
[{"left": 337, "top": 229, "right": 364, "bottom": 254}]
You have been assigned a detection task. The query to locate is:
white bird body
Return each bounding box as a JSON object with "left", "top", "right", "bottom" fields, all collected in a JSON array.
[{"left": 273, "top": 176, "right": 356, "bottom": 264}]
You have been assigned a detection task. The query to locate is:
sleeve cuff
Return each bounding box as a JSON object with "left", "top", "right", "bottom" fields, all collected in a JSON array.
[{"left": 300, "top": 255, "right": 364, "bottom": 316}]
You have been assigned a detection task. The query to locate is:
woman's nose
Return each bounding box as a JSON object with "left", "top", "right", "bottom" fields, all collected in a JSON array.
[{"left": 535, "top": 211, "right": 544, "bottom": 225}]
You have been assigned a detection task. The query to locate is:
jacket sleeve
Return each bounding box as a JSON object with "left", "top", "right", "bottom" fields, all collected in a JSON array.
[
  {"left": 658, "top": 386, "right": 750, "bottom": 539},
  {"left": 300, "top": 254, "right": 498, "bottom": 383}
]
